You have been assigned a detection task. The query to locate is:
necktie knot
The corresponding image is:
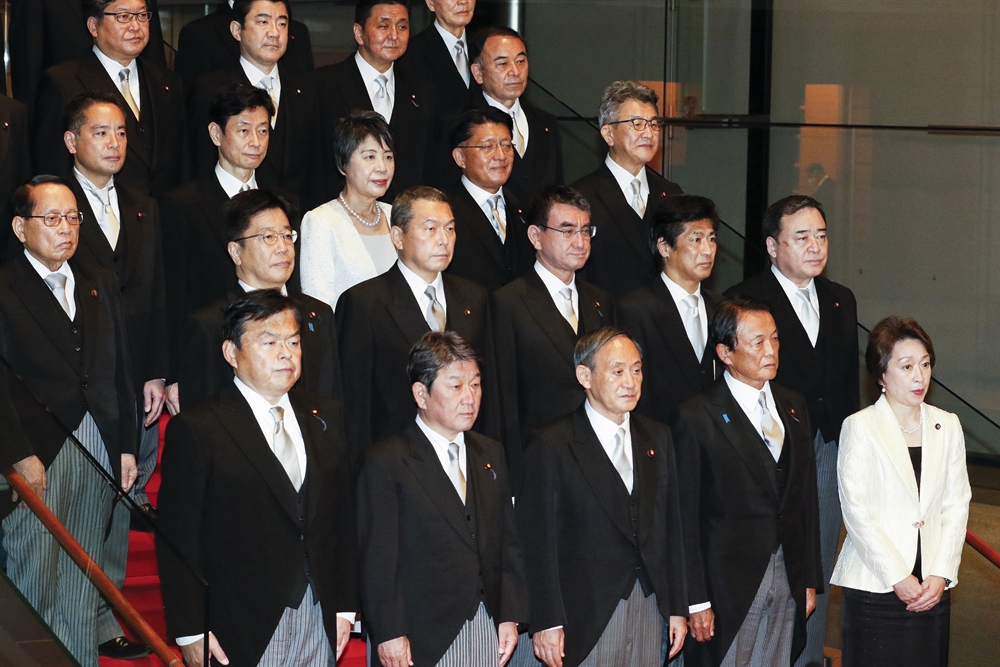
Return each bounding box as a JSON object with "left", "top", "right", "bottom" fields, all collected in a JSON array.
[
  {"left": 118, "top": 68, "right": 130, "bottom": 84},
  {"left": 84, "top": 180, "right": 120, "bottom": 248},
  {"left": 44, "top": 273, "right": 67, "bottom": 292},
  {"left": 375, "top": 74, "right": 388, "bottom": 97},
  {"left": 239, "top": 182, "right": 252, "bottom": 192},
  {"left": 424, "top": 285, "right": 446, "bottom": 332},
  {"left": 684, "top": 293, "right": 700, "bottom": 311},
  {"left": 448, "top": 442, "right": 460, "bottom": 462},
  {"left": 260, "top": 76, "right": 274, "bottom": 92},
  {"left": 270, "top": 405, "right": 285, "bottom": 423}
]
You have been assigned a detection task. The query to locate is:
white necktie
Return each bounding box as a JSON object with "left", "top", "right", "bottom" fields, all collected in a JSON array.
[
  {"left": 796, "top": 288, "right": 820, "bottom": 346},
  {"left": 118, "top": 68, "right": 139, "bottom": 120},
  {"left": 758, "top": 392, "right": 784, "bottom": 461},
  {"left": 630, "top": 178, "right": 645, "bottom": 218},
  {"left": 270, "top": 406, "right": 303, "bottom": 490},
  {"left": 612, "top": 427, "right": 633, "bottom": 494},
  {"left": 454, "top": 40, "right": 470, "bottom": 87},
  {"left": 260, "top": 76, "right": 278, "bottom": 128},
  {"left": 239, "top": 182, "right": 252, "bottom": 193},
  {"left": 85, "top": 182, "right": 120, "bottom": 249},
  {"left": 683, "top": 294, "right": 705, "bottom": 361},
  {"left": 44, "top": 273, "right": 72, "bottom": 319},
  {"left": 487, "top": 194, "right": 506, "bottom": 242},
  {"left": 373, "top": 74, "right": 392, "bottom": 121},
  {"left": 559, "top": 286, "right": 578, "bottom": 333},
  {"left": 424, "top": 285, "right": 446, "bottom": 332},
  {"left": 447, "top": 442, "right": 467, "bottom": 504},
  {"left": 510, "top": 109, "right": 526, "bottom": 158}
]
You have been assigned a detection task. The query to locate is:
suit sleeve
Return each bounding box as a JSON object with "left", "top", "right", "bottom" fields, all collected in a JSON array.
[
  {"left": 145, "top": 200, "right": 171, "bottom": 382},
  {"left": 660, "top": 427, "right": 690, "bottom": 617},
  {"left": 672, "top": 408, "right": 710, "bottom": 607},
  {"left": 476, "top": 294, "right": 504, "bottom": 444},
  {"left": 797, "top": 406, "right": 824, "bottom": 592},
  {"left": 0, "top": 358, "right": 33, "bottom": 473},
  {"left": 492, "top": 294, "right": 523, "bottom": 473},
  {"left": 329, "top": 400, "right": 360, "bottom": 612},
  {"left": 925, "top": 413, "right": 971, "bottom": 584},
  {"left": 175, "top": 313, "right": 225, "bottom": 411},
  {"left": 334, "top": 289, "right": 374, "bottom": 469},
  {"left": 109, "top": 275, "right": 140, "bottom": 456},
  {"left": 843, "top": 288, "right": 861, "bottom": 416},
  {"left": 496, "top": 450, "right": 529, "bottom": 624},
  {"left": 159, "top": 192, "right": 191, "bottom": 377}
]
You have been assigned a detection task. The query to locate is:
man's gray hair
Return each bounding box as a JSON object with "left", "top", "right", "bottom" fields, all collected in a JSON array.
[
  {"left": 574, "top": 327, "right": 642, "bottom": 371},
  {"left": 598, "top": 80, "right": 660, "bottom": 127}
]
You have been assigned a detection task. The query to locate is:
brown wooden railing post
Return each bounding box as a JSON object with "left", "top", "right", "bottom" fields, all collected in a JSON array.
[{"left": 2, "top": 468, "right": 183, "bottom": 667}]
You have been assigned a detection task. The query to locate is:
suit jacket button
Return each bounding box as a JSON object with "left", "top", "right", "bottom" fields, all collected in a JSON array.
[
  {"left": 467, "top": 515, "right": 472, "bottom": 521},
  {"left": 470, "top": 533, "right": 475, "bottom": 539},
  {"left": 81, "top": 382, "right": 88, "bottom": 389},
  {"left": 479, "top": 589, "right": 485, "bottom": 595},
  {"left": 299, "top": 534, "right": 304, "bottom": 541},
  {"left": 71, "top": 328, "right": 78, "bottom": 334},
  {"left": 74, "top": 346, "right": 81, "bottom": 352}
]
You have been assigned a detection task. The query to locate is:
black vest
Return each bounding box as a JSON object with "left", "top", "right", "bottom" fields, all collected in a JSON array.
[
  {"left": 285, "top": 472, "right": 315, "bottom": 608},
  {"left": 463, "top": 466, "right": 489, "bottom": 620}
]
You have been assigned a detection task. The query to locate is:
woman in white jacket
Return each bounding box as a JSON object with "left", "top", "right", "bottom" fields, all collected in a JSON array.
[
  {"left": 831, "top": 316, "right": 971, "bottom": 667},
  {"left": 300, "top": 111, "right": 397, "bottom": 310}
]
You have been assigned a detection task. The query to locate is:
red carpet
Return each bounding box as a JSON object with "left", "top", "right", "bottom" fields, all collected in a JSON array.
[{"left": 99, "top": 415, "right": 367, "bottom": 666}]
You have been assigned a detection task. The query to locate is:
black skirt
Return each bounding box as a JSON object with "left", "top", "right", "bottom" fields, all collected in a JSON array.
[{"left": 841, "top": 587, "right": 950, "bottom": 667}]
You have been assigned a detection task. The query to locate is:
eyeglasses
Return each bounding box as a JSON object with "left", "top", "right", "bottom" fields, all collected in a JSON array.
[
  {"left": 607, "top": 117, "right": 665, "bottom": 132},
  {"left": 235, "top": 230, "right": 298, "bottom": 245},
  {"left": 28, "top": 212, "right": 84, "bottom": 227},
  {"left": 540, "top": 224, "right": 596, "bottom": 239},
  {"left": 103, "top": 11, "right": 154, "bottom": 24},
  {"left": 458, "top": 141, "right": 515, "bottom": 155}
]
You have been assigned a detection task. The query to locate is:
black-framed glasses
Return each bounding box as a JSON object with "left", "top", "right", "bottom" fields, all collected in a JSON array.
[
  {"left": 235, "top": 230, "right": 298, "bottom": 245},
  {"left": 28, "top": 212, "right": 84, "bottom": 227},
  {"left": 607, "top": 117, "right": 665, "bottom": 132},
  {"left": 103, "top": 11, "right": 154, "bottom": 24},
  {"left": 457, "top": 141, "right": 515, "bottom": 154},
  {"left": 540, "top": 224, "right": 596, "bottom": 239}
]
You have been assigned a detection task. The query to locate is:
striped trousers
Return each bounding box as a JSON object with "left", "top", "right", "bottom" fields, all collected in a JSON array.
[
  {"left": 1, "top": 414, "right": 129, "bottom": 667},
  {"left": 367, "top": 603, "right": 499, "bottom": 667},
  {"left": 257, "top": 585, "right": 332, "bottom": 667},
  {"left": 720, "top": 546, "right": 796, "bottom": 667}
]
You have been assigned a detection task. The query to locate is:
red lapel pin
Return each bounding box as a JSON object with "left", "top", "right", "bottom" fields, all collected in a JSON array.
[
  {"left": 464, "top": 309, "right": 471, "bottom": 316},
  {"left": 935, "top": 423, "right": 941, "bottom": 430},
  {"left": 91, "top": 289, "right": 98, "bottom": 298},
  {"left": 647, "top": 449, "right": 655, "bottom": 458},
  {"left": 309, "top": 311, "right": 317, "bottom": 319},
  {"left": 137, "top": 212, "right": 143, "bottom": 219}
]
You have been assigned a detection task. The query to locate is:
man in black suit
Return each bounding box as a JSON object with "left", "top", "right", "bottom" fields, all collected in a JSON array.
[
  {"left": 494, "top": 185, "right": 615, "bottom": 474},
  {"left": 515, "top": 327, "right": 687, "bottom": 667},
  {"left": 175, "top": 0, "right": 314, "bottom": 89},
  {"left": 0, "top": 176, "right": 146, "bottom": 664},
  {"left": 315, "top": 0, "right": 432, "bottom": 200},
  {"left": 0, "top": 95, "right": 31, "bottom": 259},
  {"left": 186, "top": 0, "right": 324, "bottom": 210},
  {"left": 32, "top": 1, "right": 185, "bottom": 199},
  {"left": 157, "top": 290, "right": 357, "bottom": 667},
  {"left": 399, "top": 0, "right": 480, "bottom": 187},
  {"left": 621, "top": 194, "right": 722, "bottom": 428},
  {"left": 62, "top": 92, "right": 168, "bottom": 526},
  {"left": 176, "top": 189, "right": 341, "bottom": 412},
  {"left": 357, "top": 330, "right": 527, "bottom": 667},
  {"left": 724, "top": 196, "right": 858, "bottom": 667},
  {"left": 574, "top": 80, "right": 684, "bottom": 298},
  {"left": 336, "top": 186, "right": 498, "bottom": 460},
  {"left": 9, "top": 0, "right": 165, "bottom": 114},
  {"left": 470, "top": 27, "right": 563, "bottom": 196},
  {"left": 674, "top": 297, "right": 823, "bottom": 667},
  {"left": 444, "top": 107, "right": 532, "bottom": 291}
]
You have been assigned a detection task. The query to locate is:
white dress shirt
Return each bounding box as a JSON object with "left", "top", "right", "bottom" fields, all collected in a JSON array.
[
  {"left": 461, "top": 175, "right": 507, "bottom": 239},
  {"left": 237, "top": 280, "right": 288, "bottom": 296},
  {"left": 605, "top": 153, "right": 648, "bottom": 213},
  {"left": 660, "top": 272, "right": 708, "bottom": 356},
  {"left": 355, "top": 51, "right": 395, "bottom": 121},
  {"left": 73, "top": 168, "right": 121, "bottom": 249},
  {"left": 415, "top": 415, "right": 467, "bottom": 500},
  {"left": 483, "top": 92, "right": 529, "bottom": 151},
  {"left": 534, "top": 261, "right": 578, "bottom": 328},
  {"left": 397, "top": 259, "right": 447, "bottom": 316},
  {"left": 24, "top": 250, "right": 76, "bottom": 320},
  {"left": 215, "top": 162, "right": 258, "bottom": 198},
  {"left": 433, "top": 21, "right": 470, "bottom": 86},
  {"left": 584, "top": 400, "right": 634, "bottom": 479},
  {"left": 93, "top": 46, "right": 140, "bottom": 114},
  {"left": 770, "top": 263, "right": 820, "bottom": 346},
  {"left": 241, "top": 56, "right": 281, "bottom": 113}
]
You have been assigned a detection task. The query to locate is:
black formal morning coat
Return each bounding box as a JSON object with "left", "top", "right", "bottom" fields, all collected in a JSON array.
[
  {"left": 673, "top": 378, "right": 823, "bottom": 667},
  {"left": 33, "top": 51, "right": 186, "bottom": 199},
  {"left": 573, "top": 162, "right": 683, "bottom": 298},
  {"left": 187, "top": 66, "right": 325, "bottom": 210},
  {"left": 9, "top": 0, "right": 166, "bottom": 114},
  {"left": 442, "top": 182, "right": 532, "bottom": 292},
  {"left": 473, "top": 93, "right": 563, "bottom": 197},
  {"left": 0, "top": 95, "right": 31, "bottom": 260},
  {"left": 314, "top": 54, "right": 433, "bottom": 201},
  {"left": 335, "top": 264, "right": 499, "bottom": 460},
  {"left": 397, "top": 23, "right": 481, "bottom": 188},
  {"left": 620, "top": 281, "right": 722, "bottom": 427},
  {"left": 157, "top": 385, "right": 358, "bottom": 667},
  {"left": 0, "top": 256, "right": 138, "bottom": 518},
  {"left": 357, "top": 422, "right": 528, "bottom": 666},
  {"left": 725, "top": 268, "right": 860, "bottom": 442},
  {"left": 177, "top": 289, "right": 342, "bottom": 411},
  {"left": 69, "top": 178, "right": 169, "bottom": 389},
  {"left": 516, "top": 406, "right": 687, "bottom": 667},
  {"left": 493, "top": 270, "right": 615, "bottom": 474},
  {"left": 174, "top": 3, "right": 313, "bottom": 89}
]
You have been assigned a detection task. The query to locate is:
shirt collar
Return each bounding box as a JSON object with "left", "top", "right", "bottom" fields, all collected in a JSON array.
[
  {"left": 770, "top": 263, "right": 817, "bottom": 303},
  {"left": 240, "top": 54, "right": 279, "bottom": 84},
  {"left": 415, "top": 414, "right": 466, "bottom": 449},
  {"left": 233, "top": 375, "right": 291, "bottom": 411},
  {"left": 660, "top": 271, "right": 702, "bottom": 306},
  {"left": 534, "top": 259, "right": 576, "bottom": 294},
  {"left": 461, "top": 175, "right": 503, "bottom": 204},
  {"left": 723, "top": 370, "right": 775, "bottom": 418},
  {"left": 605, "top": 153, "right": 648, "bottom": 197},
  {"left": 433, "top": 20, "right": 466, "bottom": 53},
  {"left": 355, "top": 50, "right": 394, "bottom": 83},
  {"left": 584, "top": 399, "right": 631, "bottom": 439},
  {"left": 215, "top": 162, "right": 258, "bottom": 198},
  {"left": 483, "top": 90, "right": 522, "bottom": 115},
  {"left": 238, "top": 279, "right": 288, "bottom": 296},
  {"left": 397, "top": 258, "right": 444, "bottom": 299},
  {"left": 24, "top": 249, "right": 74, "bottom": 283},
  {"left": 73, "top": 167, "right": 115, "bottom": 195},
  {"left": 92, "top": 45, "right": 136, "bottom": 84}
]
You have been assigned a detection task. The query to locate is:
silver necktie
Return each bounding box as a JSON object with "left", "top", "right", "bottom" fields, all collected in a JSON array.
[
  {"left": 373, "top": 74, "right": 392, "bottom": 121},
  {"left": 260, "top": 76, "right": 278, "bottom": 127},
  {"left": 424, "top": 285, "right": 446, "bottom": 332},
  {"left": 559, "top": 286, "right": 578, "bottom": 333},
  {"left": 797, "top": 288, "right": 820, "bottom": 347},
  {"left": 630, "top": 178, "right": 645, "bottom": 217},
  {"left": 447, "top": 442, "right": 467, "bottom": 504},
  {"left": 454, "top": 40, "right": 470, "bottom": 87},
  {"left": 612, "top": 427, "right": 633, "bottom": 493},
  {"left": 118, "top": 68, "right": 140, "bottom": 120},
  {"left": 44, "top": 273, "right": 72, "bottom": 318},
  {"left": 270, "top": 406, "right": 303, "bottom": 490},
  {"left": 239, "top": 182, "right": 252, "bottom": 193},
  {"left": 510, "top": 109, "right": 525, "bottom": 158},
  {"left": 86, "top": 182, "right": 120, "bottom": 249},
  {"left": 683, "top": 294, "right": 705, "bottom": 361},
  {"left": 758, "top": 392, "right": 783, "bottom": 461},
  {"left": 488, "top": 194, "right": 506, "bottom": 242}
]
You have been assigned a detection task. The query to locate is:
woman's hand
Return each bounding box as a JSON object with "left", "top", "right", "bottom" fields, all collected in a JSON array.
[
  {"left": 892, "top": 574, "right": 923, "bottom": 605},
  {"left": 906, "top": 575, "right": 946, "bottom": 612}
]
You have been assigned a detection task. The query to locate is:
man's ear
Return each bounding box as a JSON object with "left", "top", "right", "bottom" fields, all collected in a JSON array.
[
  {"left": 470, "top": 62, "right": 484, "bottom": 86},
  {"left": 352, "top": 22, "right": 365, "bottom": 48},
  {"left": 575, "top": 364, "right": 592, "bottom": 391},
  {"left": 12, "top": 217, "right": 27, "bottom": 244},
  {"left": 390, "top": 224, "right": 405, "bottom": 252},
  {"left": 64, "top": 131, "right": 79, "bottom": 155},
  {"left": 452, "top": 147, "right": 466, "bottom": 170},
  {"left": 230, "top": 20, "right": 243, "bottom": 43},
  {"left": 412, "top": 382, "right": 429, "bottom": 410},
  {"left": 208, "top": 122, "right": 224, "bottom": 149},
  {"left": 599, "top": 124, "right": 615, "bottom": 149},
  {"left": 222, "top": 339, "right": 239, "bottom": 370},
  {"left": 765, "top": 235, "right": 778, "bottom": 261},
  {"left": 87, "top": 16, "right": 99, "bottom": 39},
  {"left": 227, "top": 241, "right": 243, "bottom": 266}
]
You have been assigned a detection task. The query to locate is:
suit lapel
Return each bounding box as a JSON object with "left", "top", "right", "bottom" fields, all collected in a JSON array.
[
  {"left": 761, "top": 269, "right": 815, "bottom": 373},
  {"left": 424, "top": 28, "right": 470, "bottom": 107},
  {"left": 521, "top": 271, "right": 577, "bottom": 368},
  {"left": 290, "top": 391, "right": 333, "bottom": 528},
  {"left": 454, "top": 187, "right": 507, "bottom": 269},
  {"left": 384, "top": 265, "right": 432, "bottom": 343},
  {"left": 200, "top": 175, "right": 233, "bottom": 252},
  {"left": 650, "top": 280, "right": 706, "bottom": 388},
  {"left": 117, "top": 187, "right": 146, "bottom": 286},
  {"left": 595, "top": 165, "right": 650, "bottom": 265},
  {"left": 466, "top": 433, "right": 500, "bottom": 554},
  {"left": 568, "top": 407, "right": 633, "bottom": 540},
  {"left": 10, "top": 258, "right": 82, "bottom": 370},
  {"left": 442, "top": 274, "right": 479, "bottom": 340},
  {"left": 873, "top": 397, "right": 920, "bottom": 503},
  {"left": 74, "top": 265, "right": 103, "bottom": 382},
  {"left": 71, "top": 179, "right": 114, "bottom": 268},
  {"left": 918, "top": 404, "right": 943, "bottom": 513},
  {"left": 576, "top": 282, "right": 612, "bottom": 336},
  {"left": 632, "top": 418, "right": 659, "bottom": 547},
  {"left": 709, "top": 380, "right": 776, "bottom": 500}
]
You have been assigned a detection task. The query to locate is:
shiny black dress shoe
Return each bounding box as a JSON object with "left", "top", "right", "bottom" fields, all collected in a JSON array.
[
  {"left": 129, "top": 502, "right": 159, "bottom": 532},
  {"left": 98, "top": 636, "right": 152, "bottom": 660}
]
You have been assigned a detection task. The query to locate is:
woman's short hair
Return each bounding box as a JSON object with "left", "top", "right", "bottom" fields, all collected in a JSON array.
[
  {"left": 407, "top": 331, "right": 479, "bottom": 391},
  {"left": 331, "top": 110, "right": 395, "bottom": 176},
  {"left": 865, "top": 316, "right": 936, "bottom": 380}
]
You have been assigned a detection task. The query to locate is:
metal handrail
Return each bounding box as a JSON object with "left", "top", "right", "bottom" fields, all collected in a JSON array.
[{"left": 966, "top": 530, "right": 1000, "bottom": 570}]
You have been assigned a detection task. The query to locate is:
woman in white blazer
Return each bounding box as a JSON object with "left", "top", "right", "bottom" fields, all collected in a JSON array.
[
  {"left": 300, "top": 111, "right": 398, "bottom": 310},
  {"left": 832, "top": 316, "right": 971, "bottom": 667}
]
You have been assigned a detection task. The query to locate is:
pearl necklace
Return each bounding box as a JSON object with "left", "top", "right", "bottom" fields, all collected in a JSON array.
[
  {"left": 339, "top": 193, "right": 382, "bottom": 228},
  {"left": 900, "top": 411, "right": 922, "bottom": 434}
]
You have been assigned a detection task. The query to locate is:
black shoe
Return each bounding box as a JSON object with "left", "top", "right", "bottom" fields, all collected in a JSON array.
[
  {"left": 129, "top": 502, "right": 158, "bottom": 532},
  {"left": 98, "top": 637, "right": 152, "bottom": 660}
]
